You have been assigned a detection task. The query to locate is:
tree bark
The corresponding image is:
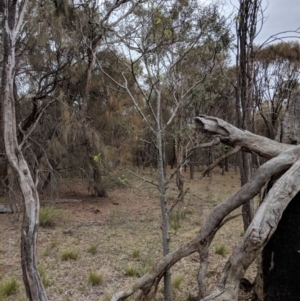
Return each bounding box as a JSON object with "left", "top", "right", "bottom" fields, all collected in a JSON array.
[{"left": 1, "top": 1, "right": 48, "bottom": 300}]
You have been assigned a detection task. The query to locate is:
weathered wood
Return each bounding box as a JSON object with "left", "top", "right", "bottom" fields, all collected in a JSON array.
[
  {"left": 195, "top": 116, "right": 293, "bottom": 158},
  {"left": 201, "top": 159, "right": 300, "bottom": 301},
  {"left": 111, "top": 119, "right": 300, "bottom": 301}
]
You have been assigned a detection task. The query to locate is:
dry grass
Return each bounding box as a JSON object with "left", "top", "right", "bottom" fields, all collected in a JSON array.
[{"left": 0, "top": 167, "right": 255, "bottom": 300}]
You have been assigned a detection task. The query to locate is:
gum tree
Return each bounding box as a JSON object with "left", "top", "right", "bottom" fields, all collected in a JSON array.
[{"left": 1, "top": 0, "right": 48, "bottom": 299}]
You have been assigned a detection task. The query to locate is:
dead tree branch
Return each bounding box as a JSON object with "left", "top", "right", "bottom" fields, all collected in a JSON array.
[
  {"left": 202, "top": 146, "right": 241, "bottom": 177},
  {"left": 110, "top": 117, "right": 300, "bottom": 301}
]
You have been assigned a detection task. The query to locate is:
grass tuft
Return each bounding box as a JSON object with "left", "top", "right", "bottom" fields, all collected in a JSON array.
[
  {"left": 132, "top": 249, "right": 140, "bottom": 259},
  {"left": 124, "top": 264, "right": 138, "bottom": 277},
  {"left": 38, "top": 265, "right": 50, "bottom": 287},
  {"left": 87, "top": 244, "right": 98, "bottom": 255},
  {"left": 88, "top": 271, "right": 103, "bottom": 286},
  {"left": 0, "top": 278, "right": 19, "bottom": 299},
  {"left": 39, "top": 206, "right": 63, "bottom": 228},
  {"left": 61, "top": 249, "right": 79, "bottom": 261},
  {"left": 215, "top": 245, "right": 227, "bottom": 257},
  {"left": 169, "top": 209, "right": 188, "bottom": 233},
  {"left": 171, "top": 273, "right": 184, "bottom": 292}
]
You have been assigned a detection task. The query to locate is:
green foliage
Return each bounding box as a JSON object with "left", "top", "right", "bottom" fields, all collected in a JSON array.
[
  {"left": 0, "top": 278, "right": 19, "bottom": 299},
  {"left": 88, "top": 271, "right": 103, "bottom": 286},
  {"left": 61, "top": 249, "right": 79, "bottom": 261},
  {"left": 87, "top": 244, "right": 98, "bottom": 255},
  {"left": 39, "top": 206, "right": 63, "bottom": 228},
  {"left": 93, "top": 153, "right": 101, "bottom": 162},
  {"left": 214, "top": 245, "right": 227, "bottom": 257},
  {"left": 38, "top": 265, "right": 51, "bottom": 287}
]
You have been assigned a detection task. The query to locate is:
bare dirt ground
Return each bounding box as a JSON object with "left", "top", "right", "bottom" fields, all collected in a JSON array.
[{"left": 0, "top": 167, "right": 256, "bottom": 301}]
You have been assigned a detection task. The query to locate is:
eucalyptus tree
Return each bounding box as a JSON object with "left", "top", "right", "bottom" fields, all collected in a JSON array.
[
  {"left": 253, "top": 41, "right": 300, "bottom": 139},
  {"left": 102, "top": 1, "right": 230, "bottom": 299},
  {"left": 6, "top": 0, "right": 145, "bottom": 198},
  {"left": 0, "top": 0, "right": 143, "bottom": 300},
  {"left": 1, "top": 1, "right": 49, "bottom": 299}
]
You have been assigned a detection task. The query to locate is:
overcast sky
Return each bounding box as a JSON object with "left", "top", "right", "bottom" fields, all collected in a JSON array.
[{"left": 223, "top": 0, "right": 300, "bottom": 44}]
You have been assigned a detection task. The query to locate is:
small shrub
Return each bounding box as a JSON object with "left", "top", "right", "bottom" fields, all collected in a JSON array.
[
  {"left": 39, "top": 206, "right": 62, "bottom": 228},
  {"left": 124, "top": 264, "right": 138, "bottom": 277},
  {"left": 215, "top": 245, "right": 227, "bottom": 257},
  {"left": 87, "top": 244, "right": 98, "bottom": 255},
  {"left": 0, "top": 278, "right": 19, "bottom": 298},
  {"left": 171, "top": 273, "right": 184, "bottom": 292},
  {"left": 132, "top": 249, "right": 140, "bottom": 259},
  {"left": 38, "top": 265, "right": 50, "bottom": 287},
  {"left": 61, "top": 249, "right": 79, "bottom": 261},
  {"left": 88, "top": 271, "right": 103, "bottom": 286}
]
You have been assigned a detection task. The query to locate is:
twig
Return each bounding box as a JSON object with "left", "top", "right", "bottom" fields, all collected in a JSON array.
[{"left": 202, "top": 146, "right": 241, "bottom": 177}]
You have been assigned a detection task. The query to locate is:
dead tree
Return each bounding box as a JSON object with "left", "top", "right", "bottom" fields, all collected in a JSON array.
[
  {"left": 235, "top": 0, "right": 262, "bottom": 230},
  {"left": 110, "top": 115, "right": 300, "bottom": 301}
]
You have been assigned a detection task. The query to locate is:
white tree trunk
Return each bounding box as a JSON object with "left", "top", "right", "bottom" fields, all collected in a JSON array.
[{"left": 1, "top": 1, "right": 48, "bottom": 300}]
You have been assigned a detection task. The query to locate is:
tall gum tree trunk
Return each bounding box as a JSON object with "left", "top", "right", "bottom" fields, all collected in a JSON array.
[{"left": 1, "top": 1, "right": 48, "bottom": 300}]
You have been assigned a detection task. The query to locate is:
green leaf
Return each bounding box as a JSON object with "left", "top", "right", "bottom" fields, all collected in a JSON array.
[
  {"left": 156, "top": 18, "right": 161, "bottom": 25},
  {"left": 93, "top": 153, "right": 101, "bottom": 162}
]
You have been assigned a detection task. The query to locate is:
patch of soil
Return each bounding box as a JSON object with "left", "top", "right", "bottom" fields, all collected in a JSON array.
[{"left": 0, "top": 168, "right": 255, "bottom": 301}]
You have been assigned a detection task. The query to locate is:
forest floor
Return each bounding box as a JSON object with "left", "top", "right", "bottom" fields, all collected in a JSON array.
[{"left": 0, "top": 167, "right": 256, "bottom": 301}]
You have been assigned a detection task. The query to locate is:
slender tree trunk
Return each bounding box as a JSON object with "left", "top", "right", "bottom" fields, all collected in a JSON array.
[
  {"left": 156, "top": 91, "right": 172, "bottom": 301},
  {"left": 175, "top": 112, "right": 185, "bottom": 202},
  {"left": 235, "top": 0, "right": 260, "bottom": 230},
  {"left": 1, "top": 1, "right": 48, "bottom": 300}
]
